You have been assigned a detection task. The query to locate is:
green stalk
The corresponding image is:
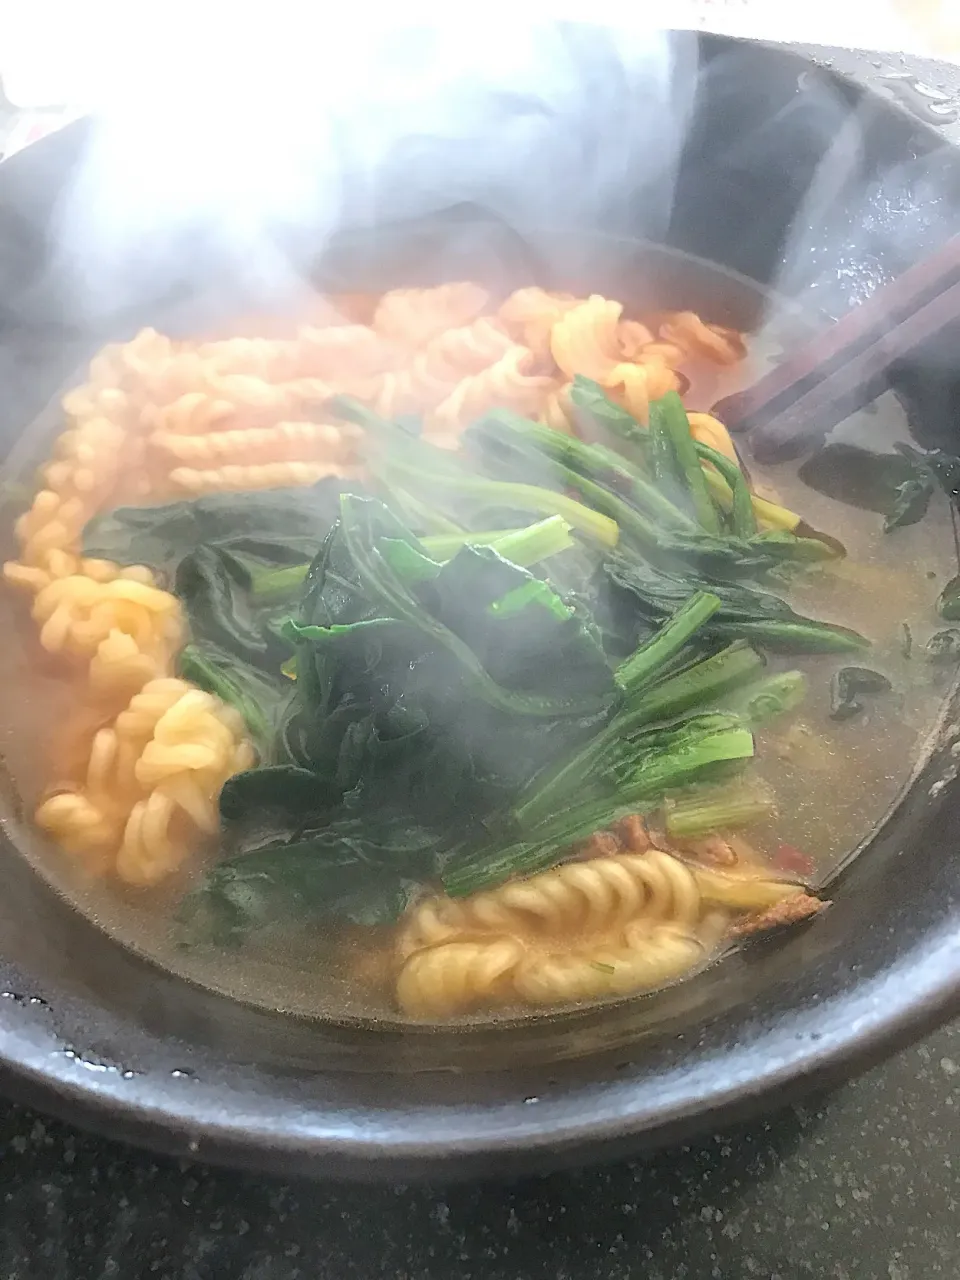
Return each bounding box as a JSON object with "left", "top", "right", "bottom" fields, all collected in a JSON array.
[
  {"left": 695, "top": 441, "right": 757, "bottom": 537},
  {"left": 479, "top": 516, "right": 575, "bottom": 567},
  {"left": 624, "top": 641, "right": 765, "bottom": 726},
  {"left": 701, "top": 464, "right": 800, "bottom": 535},
  {"left": 444, "top": 720, "right": 755, "bottom": 896},
  {"left": 250, "top": 518, "right": 576, "bottom": 603},
  {"left": 332, "top": 396, "right": 614, "bottom": 546},
  {"left": 386, "top": 485, "right": 465, "bottom": 537},
  {"left": 730, "top": 670, "right": 808, "bottom": 727},
  {"left": 664, "top": 780, "right": 776, "bottom": 839},
  {"left": 616, "top": 591, "right": 720, "bottom": 695},
  {"left": 733, "top": 619, "right": 868, "bottom": 654},
  {"left": 249, "top": 562, "right": 311, "bottom": 604},
  {"left": 514, "top": 644, "right": 761, "bottom": 831},
  {"left": 478, "top": 411, "right": 697, "bottom": 533},
  {"left": 177, "top": 643, "right": 280, "bottom": 758},
  {"left": 652, "top": 392, "right": 722, "bottom": 534},
  {"left": 569, "top": 378, "right": 803, "bottom": 540},
  {"left": 463, "top": 413, "right": 695, "bottom": 554},
  {"left": 380, "top": 459, "right": 620, "bottom": 548}
]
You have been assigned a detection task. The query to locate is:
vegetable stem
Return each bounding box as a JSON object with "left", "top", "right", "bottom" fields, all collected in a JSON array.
[
  {"left": 445, "top": 718, "right": 756, "bottom": 895},
  {"left": 652, "top": 392, "right": 722, "bottom": 534},
  {"left": 382, "top": 460, "right": 620, "bottom": 548},
  {"left": 730, "top": 671, "right": 808, "bottom": 727},
  {"left": 616, "top": 591, "right": 721, "bottom": 695},
  {"left": 249, "top": 562, "right": 310, "bottom": 603},
  {"left": 514, "top": 644, "right": 762, "bottom": 831},
  {"left": 695, "top": 441, "right": 757, "bottom": 537},
  {"left": 249, "top": 518, "right": 576, "bottom": 602},
  {"left": 664, "top": 781, "right": 776, "bottom": 839},
  {"left": 480, "top": 410, "right": 697, "bottom": 533},
  {"left": 625, "top": 641, "right": 765, "bottom": 726},
  {"left": 479, "top": 516, "right": 575, "bottom": 567}
]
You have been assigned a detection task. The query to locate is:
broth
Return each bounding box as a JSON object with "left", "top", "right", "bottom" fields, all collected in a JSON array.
[{"left": 1, "top": 259, "right": 956, "bottom": 1026}]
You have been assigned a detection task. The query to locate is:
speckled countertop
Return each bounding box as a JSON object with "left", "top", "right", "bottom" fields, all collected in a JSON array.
[{"left": 0, "top": 1021, "right": 956, "bottom": 1278}]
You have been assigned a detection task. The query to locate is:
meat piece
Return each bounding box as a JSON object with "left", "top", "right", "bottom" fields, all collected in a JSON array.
[
  {"left": 730, "top": 893, "right": 827, "bottom": 938},
  {"left": 682, "top": 833, "right": 738, "bottom": 868},
  {"left": 614, "top": 814, "right": 651, "bottom": 853},
  {"left": 576, "top": 831, "right": 622, "bottom": 861}
]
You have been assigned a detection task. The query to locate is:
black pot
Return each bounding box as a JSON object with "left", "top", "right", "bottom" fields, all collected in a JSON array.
[{"left": 1, "top": 33, "right": 960, "bottom": 1180}]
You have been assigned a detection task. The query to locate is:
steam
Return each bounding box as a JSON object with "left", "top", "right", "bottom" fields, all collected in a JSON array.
[
  {"left": 685, "top": 47, "right": 960, "bottom": 459},
  {"left": 28, "top": 17, "right": 697, "bottom": 326},
  {"left": 11, "top": 11, "right": 956, "bottom": 463}
]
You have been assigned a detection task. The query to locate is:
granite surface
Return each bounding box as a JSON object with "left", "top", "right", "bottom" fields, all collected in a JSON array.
[{"left": 0, "top": 1019, "right": 956, "bottom": 1279}]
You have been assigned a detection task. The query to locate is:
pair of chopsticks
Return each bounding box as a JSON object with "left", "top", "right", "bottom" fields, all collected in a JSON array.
[{"left": 711, "top": 233, "right": 960, "bottom": 462}]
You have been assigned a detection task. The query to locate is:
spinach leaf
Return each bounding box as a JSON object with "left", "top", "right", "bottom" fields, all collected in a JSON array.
[
  {"left": 177, "top": 643, "right": 291, "bottom": 760},
  {"left": 604, "top": 553, "right": 869, "bottom": 655},
  {"left": 569, "top": 374, "right": 650, "bottom": 447},
  {"left": 258, "top": 494, "right": 621, "bottom": 856},
  {"left": 178, "top": 835, "right": 435, "bottom": 947},
  {"left": 798, "top": 443, "right": 936, "bottom": 532},
  {"left": 82, "top": 478, "right": 348, "bottom": 572},
  {"left": 293, "top": 494, "right": 616, "bottom": 720},
  {"left": 798, "top": 445, "right": 920, "bottom": 514},
  {"left": 175, "top": 546, "right": 293, "bottom": 671},
  {"left": 938, "top": 574, "right": 960, "bottom": 621},
  {"left": 462, "top": 408, "right": 832, "bottom": 578},
  {"left": 181, "top": 763, "right": 444, "bottom": 944},
  {"left": 218, "top": 764, "right": 339, "bottom": 831},
  {"left": 444, "top": 711, "right": 757, "bottom": 896},
  {"left": 885, "top": 470, "right": 936, "bottom": 532}
]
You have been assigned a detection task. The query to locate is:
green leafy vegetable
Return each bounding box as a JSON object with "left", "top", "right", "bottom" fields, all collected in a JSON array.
[
  {"left": 277, "top": 495, "right": 620, "bottom": 833},
  {"left": 623, "top": 642, "right": 765, "bottom": 730},
  {"left": 614, "top": 591, "right": 721, "bottom": 693},
  {"left": 649, "top": 391, "right": 722, "bottom": 534},
  {"left": 177, "top": 643, "right": 289, "bottom": 760},
  {"left": 158, "top": 386, "right": 860, "bottom": 944},
  {"left": 798, "top": 445, "right": 921, "bottom": 516},
  {"left": 569, "top": 374, "right": 649, "bottom": 447},
  {"left": 82, "top": 479, "right": 347, "bottom": 571},
  {"left": 175, "top": 546, "right": 292, "bottom": 671},
  {"left": 798, "top": 442, "right": 939, "bottom": 533},
  {"left": 730, "top": 671, "right": 808, "bottom": 727},
  {"left": 513, "top": 644, "right": 761, "bottom": 835},
  {"left": 247, "top": 517, "right": 575, "bottom": 605},
  {"left": 938, "top": 574, "right": 960, "bottom": 621},
  {"left": 443, "top": 713, "right": 756, "bottom": 896},
  {"left": 885, "top": 470, "right": 936, "bottom": 533},
  {"left": 604, "top": 553, "right": 868, "bottom": 655},
  {"left": 696, "top": 440, "right": 757, "bottom": 538},
  {"left": 462, "top": 400, "right": 834, "bottom": 578},
  {"left": 178, "top": 830, "right": 439, "bottom": 946},
  {"left": 330, "top": 394, "right": 621, "bottom": 548},
  {"left": 664, "top": 780, "right": 776, "bottom": 839}
]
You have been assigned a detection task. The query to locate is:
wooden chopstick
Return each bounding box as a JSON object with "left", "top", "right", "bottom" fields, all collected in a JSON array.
[
  {"left": 744, "top": 273, "right": 960, "bottom": 462},
  {"left": 712, "top": 232, "right": 960, "bottom": 457}
]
